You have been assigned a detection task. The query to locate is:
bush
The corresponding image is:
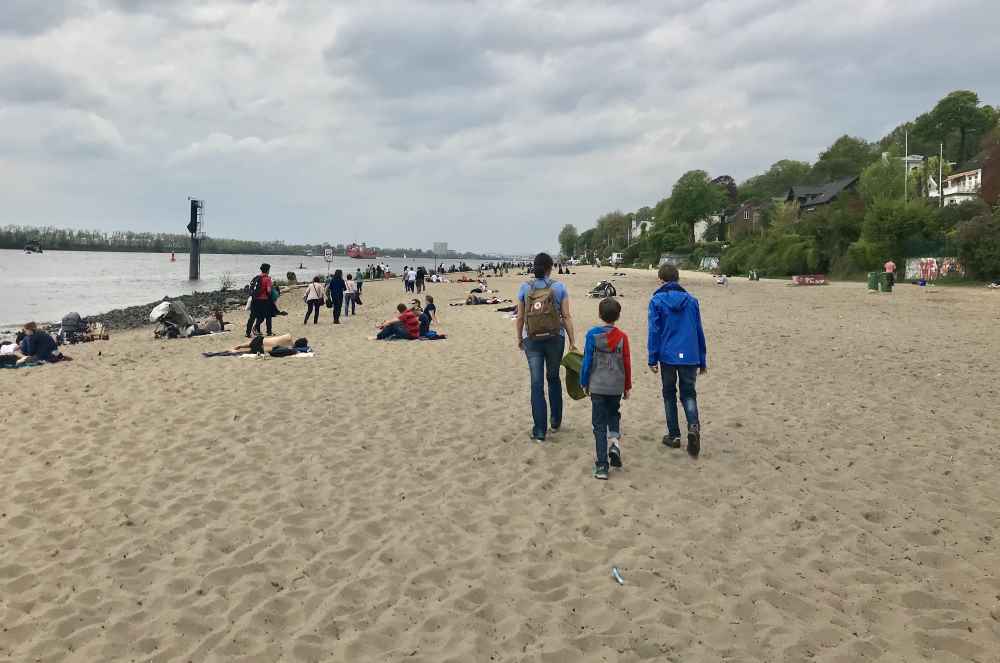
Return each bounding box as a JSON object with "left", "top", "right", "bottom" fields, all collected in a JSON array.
[{"left": 956, "top": 212, "right": 1000, "bottom": 280}]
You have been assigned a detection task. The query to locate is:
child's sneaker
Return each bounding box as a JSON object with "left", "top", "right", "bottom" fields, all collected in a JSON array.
[
  {"left": 593, "top": 463, "right": 609, "bottom": 480},
  {"left": 687, "top": 424, "right": 701, "bottom": 457},
  {"left": 608, "top": 439, "right": 622, "bottom": 468}
]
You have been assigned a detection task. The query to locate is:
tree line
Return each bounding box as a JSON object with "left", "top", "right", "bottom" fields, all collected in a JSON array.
[
  {"left": 0, "top": 226, "right": 486, "bottom": 259},
  {"left": 559, "top": 90, "right": 1000, "bottom": 280}
]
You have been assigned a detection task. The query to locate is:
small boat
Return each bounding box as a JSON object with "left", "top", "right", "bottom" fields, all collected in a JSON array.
[
  {"left": 347, "top": 243, "right": 377, "bottom": 259},
  {"left": 24, "top": 242, "right": 43, "bottom": 254}
]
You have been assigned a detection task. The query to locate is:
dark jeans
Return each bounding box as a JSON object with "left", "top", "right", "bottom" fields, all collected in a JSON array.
[
  {"left": 660, "top": 364, "right": 699, "bottom": 438},
  {"left": 304, "top": 300, "right": 321, "bottom": 324},
  {"left": 377, "top": 322, "right": 412, "bottom": 340},
  {"left": 331, "top": 293, "right": 343, "bottom": 322},
  {"left": 246, "top": 299, "right": 272, "bottom": 336},
  {"left": 591, "top": 394, "right": 622, "bottom": 467},
  {"left": 524, "top": 335, "right": 565, "bottom": 438}
]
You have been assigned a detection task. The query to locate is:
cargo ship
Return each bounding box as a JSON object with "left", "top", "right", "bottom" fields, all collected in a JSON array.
[{"left": 346, "top": 243, "right": 376, "bottom": 259}]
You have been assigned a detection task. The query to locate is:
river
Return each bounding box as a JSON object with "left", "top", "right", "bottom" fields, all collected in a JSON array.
[{"left": 0, "top": 250, "right": 481, "bottom": 328}]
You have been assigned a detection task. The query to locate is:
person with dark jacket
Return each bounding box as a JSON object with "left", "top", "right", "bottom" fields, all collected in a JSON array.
[
  {"left": 326, "top": 269, "right": 346, "bottom": 324},
  {"left": 647, "top": 263, "right": 707, "bottom": 457},
  {"left": 17, "top": 322, "right": 63, "bottom": 365},
  {"left": 246, "top": 263, "right": 274, "bottom": 337}
]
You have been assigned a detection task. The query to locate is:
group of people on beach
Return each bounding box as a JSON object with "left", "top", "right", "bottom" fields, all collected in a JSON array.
[
  {"left": 0, "top": 322, "right": 65, "bottom": 367},
  {"left": 515, "top": 252, "right": 707, "bottom": 480}
]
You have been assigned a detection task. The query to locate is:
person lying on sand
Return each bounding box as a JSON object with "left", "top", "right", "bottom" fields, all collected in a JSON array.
[{"left": 230, "top": 333, "right": 294, "bottom": 353}]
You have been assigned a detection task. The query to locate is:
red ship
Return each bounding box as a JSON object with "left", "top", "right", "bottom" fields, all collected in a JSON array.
[{"left": 346, "top": 243, "right": 377, "bottom": 259}]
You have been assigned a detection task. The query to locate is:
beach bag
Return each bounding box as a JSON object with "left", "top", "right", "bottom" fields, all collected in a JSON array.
[
  {"left": 589, "top": 332, "right": 625, "bottom": 395},
  {"left": 560, "top": 351, "right": 587, "bottom": 400},
  {"left": 524, "top": 280, "right": 562, "bottom": 339}
]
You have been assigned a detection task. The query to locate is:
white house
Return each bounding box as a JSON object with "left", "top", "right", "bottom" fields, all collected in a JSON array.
[{"left": 929, "top": 166, "right": 982, "bottom": 206}]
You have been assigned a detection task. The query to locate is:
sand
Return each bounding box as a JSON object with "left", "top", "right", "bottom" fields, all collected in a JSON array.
[{"left": 2, "top": 267, "right": 999, "bottom": 662}]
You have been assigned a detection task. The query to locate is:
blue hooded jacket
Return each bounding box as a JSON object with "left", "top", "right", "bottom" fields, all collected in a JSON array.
[{"left": 647, "top": 282, "right": 707, "bottom": 368}]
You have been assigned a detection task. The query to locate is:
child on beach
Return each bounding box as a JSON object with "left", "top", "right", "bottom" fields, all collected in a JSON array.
[
  {"left": 647, "top": 263, "right": 707, "bottom": 457},
  {"left": 579, "top": 298, "right": 632, "bottom": 480}
]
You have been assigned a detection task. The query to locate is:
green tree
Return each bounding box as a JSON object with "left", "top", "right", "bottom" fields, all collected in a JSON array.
[
  {"left": 915, "top": 90, "right": 996, "bottom": 164},
  {"left": 738, "top": 160, "right": 812, "bottom": 202},
  {"left": 669, "top": 170, "right": 726, "bottom": 245},
  {"left": 956, "top": 210, "right": 1000, "bottom": 280},
  {"left": 810, "top": 135, "right": 879, "bottom": 182},
  {"left": 558, "top": 224, "right": 579, "bottom": 258},
  {"left": 859, "top": 156, "right": 912, "bottom": 204}
]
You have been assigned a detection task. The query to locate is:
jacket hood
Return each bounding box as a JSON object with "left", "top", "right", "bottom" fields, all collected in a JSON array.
[{"left": 655, "top": 282, "right": 692, "bottom": 311}]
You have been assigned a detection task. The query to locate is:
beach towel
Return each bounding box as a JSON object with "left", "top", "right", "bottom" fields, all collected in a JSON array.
[{"left": 560, "top": 350, "right": 587, "bottom": 401}]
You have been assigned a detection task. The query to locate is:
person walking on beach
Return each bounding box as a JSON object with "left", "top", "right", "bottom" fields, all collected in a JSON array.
[
  {"left": 516, "top": 252, "right": 578, "bottom": 442},
  {"left": 303, "top": 276, "right": 324, "bottom": 325},
  {"left": 326, "top": 269, "right": 346, "bottom": 324},
  {"left": 415, "top": 265, "right": 426, "bottom": 293},
  {"left": 580, "top": 298, "right": 632, "bottom": 480},
  {"left": 884, "top": 258, "right": 897, "bottom": 288},
  {"left": 406, "top": 267, "right": 417, "bottom": 293},
  {"left": 355, "top": 268, "right": 365, "bottom": 296},
  {"left": 246, "top": 263, "right": 274, "bottom": 337},
  {"left": 648, "top": 263, "right": 707, "bottom": 457},
  {"left": 344, "top": 274, "right": 358, "bottom": 317}
]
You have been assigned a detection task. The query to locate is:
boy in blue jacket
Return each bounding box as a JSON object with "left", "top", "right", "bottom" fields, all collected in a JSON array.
[{"left": 647, "top": 263, "right": 707, "bottom": 457}]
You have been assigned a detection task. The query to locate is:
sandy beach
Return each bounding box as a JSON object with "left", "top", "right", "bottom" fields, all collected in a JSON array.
[{"left": 2, "top": 266, "right": 999, "bottom": 662}]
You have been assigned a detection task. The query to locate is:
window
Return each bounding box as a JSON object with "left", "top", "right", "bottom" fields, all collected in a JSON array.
[{"left": 743, "top": 209, "right": 750, "bottom": 220}]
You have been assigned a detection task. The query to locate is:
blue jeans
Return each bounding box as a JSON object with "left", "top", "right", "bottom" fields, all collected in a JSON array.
[
  {"left": 591, "top": 394, "right": 622, "bottom": 467},
  {"left": 660, "top": 364, "right": 699, "bottom": 438},
  {"left": 376, "top": 322, "right": 411, "bottom": 340},
  {"left": 343, "top": 293, "right": 355, "bottom": 316},
  {"left": 524, "top": 335, "right": 565, "bottom": 438}
]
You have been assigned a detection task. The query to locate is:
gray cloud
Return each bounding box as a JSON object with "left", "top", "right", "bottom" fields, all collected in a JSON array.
[
  {"left": 1, "top": 0, "right": 998, "bottom": 252},
  {"left": 0, "top": 0, "right": 84, "bottom": 36}
]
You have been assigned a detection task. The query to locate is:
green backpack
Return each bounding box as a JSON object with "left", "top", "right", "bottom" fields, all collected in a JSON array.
[{"left": 524, "top": 280, "right": 562, "bottom": 339}]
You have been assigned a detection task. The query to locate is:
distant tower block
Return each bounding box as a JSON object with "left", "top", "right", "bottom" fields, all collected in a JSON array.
[{"left": 188, "top": 198, "right": 205, "bottom": 280}]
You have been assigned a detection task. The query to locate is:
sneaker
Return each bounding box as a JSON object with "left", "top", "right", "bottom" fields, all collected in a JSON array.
[
  {"left": 593, "top": 464, "right": 609, "bottom": 480},
  {"left": 530, "top": 432, "right": 545, "bottom": 443},
  {"left": 662, "top": 435, "right": 681, "bottom": 449},
  {"left": 608, "top": 441, "right": 622, "bottom": 468},
  {"left": 550, "top": 422, "right": 560, "bottom": 434},
  {"left": 687, "top": 425, "right": 701, "bottom": 458}
]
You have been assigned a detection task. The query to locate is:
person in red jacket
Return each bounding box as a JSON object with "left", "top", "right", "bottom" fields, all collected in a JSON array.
[
  {"left": 246, "top": 263, "right": 274, "bottom": 337},
  {"left": 372, "top": 304, "right": 420, "bottom": 340}
]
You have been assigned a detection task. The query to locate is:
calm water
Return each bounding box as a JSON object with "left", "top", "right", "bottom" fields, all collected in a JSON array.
[{"left": 0, "top": 250, "right": 476, "bottom": 328}]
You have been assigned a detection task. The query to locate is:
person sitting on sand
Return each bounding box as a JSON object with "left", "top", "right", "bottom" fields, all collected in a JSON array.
[
  {"left": 371, "top": 304, "right": 420, "bottom": 341},
  {"left": 17, "top": 322, "right": 63, "bottom": 366}
]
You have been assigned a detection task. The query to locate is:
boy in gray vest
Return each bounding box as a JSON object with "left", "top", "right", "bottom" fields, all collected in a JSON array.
[{"left": 579, "top": 298, "right": 632, "bottom": 480}]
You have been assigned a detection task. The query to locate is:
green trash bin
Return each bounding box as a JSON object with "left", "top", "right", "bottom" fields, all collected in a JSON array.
[
  {"left": 879, "top": 271, "right": 893, "bottom": 293},
  {"left": 867, "top": 272, "right": 879, "bottom": 291}
]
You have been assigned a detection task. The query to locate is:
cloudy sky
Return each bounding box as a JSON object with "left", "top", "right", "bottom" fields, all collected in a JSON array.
[{"left": 2, "top": 0, "right": 998, "bottom": 253}]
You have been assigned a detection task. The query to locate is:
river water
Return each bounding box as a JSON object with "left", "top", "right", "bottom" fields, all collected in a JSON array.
[{"left": 0, "top": 250, "right": 478, "bottom": 328}]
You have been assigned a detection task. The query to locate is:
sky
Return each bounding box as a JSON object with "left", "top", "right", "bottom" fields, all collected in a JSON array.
[{"left": 2, "top": 0, "right": 999, "bottom": 254}]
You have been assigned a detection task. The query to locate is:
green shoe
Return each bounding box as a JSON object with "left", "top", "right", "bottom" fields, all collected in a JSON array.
[{"left": 593, "top": 464, "right": 609, "bottom": 480}]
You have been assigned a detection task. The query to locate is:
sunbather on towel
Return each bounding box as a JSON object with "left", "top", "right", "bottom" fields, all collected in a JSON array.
[
  {"left": 230, "top": 333, "right": 294, "bottom": 353},
  {"left": 17, "top": 322, "right": 63, "bottom": 366}
]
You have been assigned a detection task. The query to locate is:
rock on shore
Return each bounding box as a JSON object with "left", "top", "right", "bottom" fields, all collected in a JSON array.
[{"left": 84, "top": 289, "right": 248, "bottom": 331}]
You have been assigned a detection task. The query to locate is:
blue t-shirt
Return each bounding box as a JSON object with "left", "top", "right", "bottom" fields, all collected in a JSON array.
[{"left": 517, "top": 278, "right": 567, "bottom": 338}]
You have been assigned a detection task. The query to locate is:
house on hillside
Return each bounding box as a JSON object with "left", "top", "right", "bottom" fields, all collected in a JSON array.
[
  {"left": 726, "top": 203, "right": 766, "bottom": 239},
  {"left": 785, "top": 175, "right": 859, "bottom": 214},
  {"left": 928, "top": 163, "right": 982, "bottom": 206}
]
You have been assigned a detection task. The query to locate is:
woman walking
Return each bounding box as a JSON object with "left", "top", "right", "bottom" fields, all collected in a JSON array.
[
  {"left": 344, "top": 274, "right": 358, "bottom": 317},
  {"left": 303, "top": 276, "right": 324, "bottom": 324},
  {"left": 515, "top": 252, "right": 577, "bottom": 442},
  {"left": 327, "top": 269, "right": 346, "bottom": 324}
]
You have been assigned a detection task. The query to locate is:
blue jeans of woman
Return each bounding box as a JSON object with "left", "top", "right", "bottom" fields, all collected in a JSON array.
[
  {"left": 660, "top": 364, "right": 699, "bottom": 438},
  {"left": 523, "top": 335, "right": 565, "bottom": 439},
  {"left": 343, "top": 293, "right": 355, "bottom": 317}
]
